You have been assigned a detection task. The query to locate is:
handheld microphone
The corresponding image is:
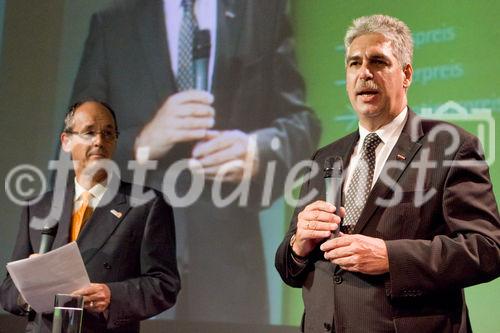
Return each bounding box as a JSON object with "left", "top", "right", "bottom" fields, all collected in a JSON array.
[
  {"left": 324, "top": 156, "right": 343, "bottom": 238},
  {"left": 193, "top": 29, "right": 211, "bottom": 91},
  {"left": 39, "top": 221, "right": 58, "bottom": 254}
]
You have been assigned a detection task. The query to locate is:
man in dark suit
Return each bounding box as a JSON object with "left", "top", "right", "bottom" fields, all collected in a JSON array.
[
  {"left": 275, "top": 14, "right": 500, "bottom": 333},
  {"left": 71, "top": 0, "right": 320, "bottom": 323},
  {"left": 0, "top": 101, "right": 180, "bottom": 333}
]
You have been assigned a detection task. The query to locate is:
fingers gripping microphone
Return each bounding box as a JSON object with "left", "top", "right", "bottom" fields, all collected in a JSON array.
[
  {"left": 39, "top": 220, "right": 58, "bottom": 254},
  {"left": 193, "top": 29, "right": 211, "bottom": 91},
  {"left": 324, "top": 156, "right": 343, "bottom": 238}
]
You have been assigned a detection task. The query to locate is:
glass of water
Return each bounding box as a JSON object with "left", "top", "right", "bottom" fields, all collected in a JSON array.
[{"left": 52, "top": 294, "right": 84, "bottom": 333}]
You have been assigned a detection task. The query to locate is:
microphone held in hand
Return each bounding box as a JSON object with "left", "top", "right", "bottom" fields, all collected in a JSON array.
[
  {"left": 193, "top": 29, "right": 211, "bottom": 91},
  {"left": 39, "top": 220, "right": 58, "bottom": 254},
  {"left": 324, "top": 156, "right": 343, "bottom": 238}
]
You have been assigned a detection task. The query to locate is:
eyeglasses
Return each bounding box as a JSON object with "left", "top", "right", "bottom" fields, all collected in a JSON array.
[{"left": 65, "top": 129, "right": 119, "bottom": 141}]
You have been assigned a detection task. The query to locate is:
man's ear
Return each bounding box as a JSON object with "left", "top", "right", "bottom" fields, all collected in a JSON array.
[
  {"left": 402, "top": 63, "right": 413, "bottom": 89},
  {"left": 60, "top": 132, "right": 72, "bottom": 153}
]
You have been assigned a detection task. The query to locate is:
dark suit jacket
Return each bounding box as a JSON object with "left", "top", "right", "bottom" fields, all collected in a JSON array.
[
  {"left": 0, "top": 179, "right": 180, "bottom": 333},
  {"left": 71, "top": 0, "right": 320, "bottom": 323},
  {"left": 275, "top": 110, "right": 500, "bottom": 333}
]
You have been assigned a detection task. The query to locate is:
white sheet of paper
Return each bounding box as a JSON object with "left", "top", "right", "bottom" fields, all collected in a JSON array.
[{"left": 6, "top": 242, "right": 90, "bottom": 313}]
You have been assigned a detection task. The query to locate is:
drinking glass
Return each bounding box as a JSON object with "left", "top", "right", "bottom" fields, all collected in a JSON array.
[{"left": 51, "top": 294, "right": 83, "bottom": 333}]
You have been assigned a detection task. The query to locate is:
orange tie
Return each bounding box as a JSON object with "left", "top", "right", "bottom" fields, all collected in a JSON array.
[{"left": 71, "top": 191, "right": 93, "bottom": 241}]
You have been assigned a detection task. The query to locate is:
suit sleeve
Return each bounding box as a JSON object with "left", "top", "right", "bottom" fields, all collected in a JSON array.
[
  {"left": 105, "top": 195, "right": 180, "bottom": 329},
  {"left": 386, "top": 134, "right": 500, "bottom": 298},
  {"left": 0, "top": 204, "right": 35, "bottom": 315},
  {"left": 248, "top": 0, "right": 321, "bottom": 207},
  {"left": 275, "top": 152, "right": 322, "bottom": 287}
]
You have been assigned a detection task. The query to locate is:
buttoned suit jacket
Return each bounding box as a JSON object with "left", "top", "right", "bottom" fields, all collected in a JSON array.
[
  {"left": 275, "top": 110, "right": 500, "bottom": 333},
  {"left": 0, "top": 179, "right": 180, "bottom": 333},
  {"left": 70, "top": 0, "right": 320, "bottom": 323}
]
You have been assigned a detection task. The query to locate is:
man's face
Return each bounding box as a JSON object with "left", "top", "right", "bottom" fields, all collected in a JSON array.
[
  {"left": 61, "top": 102, "right": 117, "bottom": 175},
  {"left": 345, "top": 33, "right": 412, "bottom": 128}
]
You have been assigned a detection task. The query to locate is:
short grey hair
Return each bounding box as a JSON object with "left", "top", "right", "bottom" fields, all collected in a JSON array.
[{"left": 344, "top": 14, "right": 413, "bottom": 67}]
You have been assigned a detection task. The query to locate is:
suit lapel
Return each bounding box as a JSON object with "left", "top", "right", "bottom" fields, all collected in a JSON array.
[
  {"left": 211, "top": 0, "right": 246, "bottom": 127},
  {"left": 340, "top": 132, "right": 360, "bottom": 185},
  {"left": 214, "top": 0, "right": 246, "bottom": 65},
  {"left": 77, "top": 181, "right": 131, "bottom": 264},
  {"left": 135, "top": 0, "right": 177, "bottom": 100},
  {"left": 52, "top": 183, "right": 74, "bottom": 249},
  {"left": 354, "top": 110, "right": 424, "bottom": 234}
]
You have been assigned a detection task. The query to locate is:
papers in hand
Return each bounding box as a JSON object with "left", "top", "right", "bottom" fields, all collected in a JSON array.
[{"left": 6, "top": 242, "right": 90, "bottom": 313}]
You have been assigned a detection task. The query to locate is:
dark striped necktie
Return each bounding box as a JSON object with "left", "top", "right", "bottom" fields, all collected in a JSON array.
[
  {"left": 342, "top": 133, "right": 381, "bottom": 234},
  {"left": 177, "top": 0, "right": 198, "bottom": 91}
]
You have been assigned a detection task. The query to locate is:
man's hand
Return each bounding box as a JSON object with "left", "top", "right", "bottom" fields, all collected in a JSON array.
[
  {"left": 291, "top": 201, "right": 344, "bottom": 257},
  {"left": 320, "top": 234, "right": 389, "bottom": 275},
  {"left": 72, "top": 283, "right": 111, "bottom": 313},
  {"left": 190, "top": 130, "right": 259, "bottom": 182},
  {"left": 135, "top": 90, "right": 215, "bottom": 161}
]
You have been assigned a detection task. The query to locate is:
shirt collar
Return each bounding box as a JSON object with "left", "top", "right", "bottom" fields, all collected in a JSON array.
[
  {"left": 74, "top": 178, "right": 108, "bottom": 202},
  {"left": 358, "top": 106, "right": 408, "bottom": 145}
]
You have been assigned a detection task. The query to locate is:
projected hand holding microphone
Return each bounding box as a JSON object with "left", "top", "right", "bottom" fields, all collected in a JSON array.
[
  {"left": 135, "top": 29, "right": 214, "bottom": 162},
  {"left": 190, "top": 29, "right": 259, "bottom": 182},
  {"left": 135, "top": 29, "right": 257, "bottom": 182}
]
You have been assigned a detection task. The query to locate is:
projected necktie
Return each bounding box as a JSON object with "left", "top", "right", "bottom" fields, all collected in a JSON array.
[
  {"left": 177, "top": 0, "right": 198, "bottom": 91},
  {"left": 342, "top": 133, "right": 381, "bottom": 234},
  {"left": 71, "top": 191, "right": 93, "bottom": 241}
]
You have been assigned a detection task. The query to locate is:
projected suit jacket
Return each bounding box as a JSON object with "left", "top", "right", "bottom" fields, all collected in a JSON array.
[
  {"left": 0, "top": 179, "right": 180, "bottom": 333},
  {"left": 275, "top": 110, "right": 500, "bottom": 333},
  {"left": 71, "top": 0, "right": 320, "bottom": 323}
]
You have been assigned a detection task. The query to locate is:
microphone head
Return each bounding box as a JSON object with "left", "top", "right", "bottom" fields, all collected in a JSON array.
[
  {"left": 41, "top": 218, "right": 59, "bottom": 236},
  {"left": 324, "top": 156, "right": 343, "bottom": 178},
  {"left": 41, "top": 226, "right": 58, "bottom": 236},
  {"left": 193, "top": 29, "right": 211, "bottom": 59},
  {"left": 39, "top": 218, "right": 58, "bottom": 254}
]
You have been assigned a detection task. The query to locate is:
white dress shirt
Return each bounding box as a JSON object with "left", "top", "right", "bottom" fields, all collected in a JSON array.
[
  {"left": 163, "top": 0, "right": 217, "bottom": 91},
  {"left": 73, "top": 179, "right": 108, "bottom": 213},
  {"left": 343, "top": 107, "right": 408, "bottom": 193}
]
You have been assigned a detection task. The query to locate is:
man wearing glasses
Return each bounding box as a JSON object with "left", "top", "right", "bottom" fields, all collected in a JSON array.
[{"left": 0, "top": 100, "right": 181, "bottom": 333}]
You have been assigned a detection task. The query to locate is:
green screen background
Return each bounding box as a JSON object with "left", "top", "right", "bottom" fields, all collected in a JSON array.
[{"left": 282, "top": 1, "right": 500, "bottom": 331}]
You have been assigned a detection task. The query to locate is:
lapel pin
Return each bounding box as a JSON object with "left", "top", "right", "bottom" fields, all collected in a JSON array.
[
  {"left": 110, "top": 209, "right": 122, "bottom": 218},
  {"left": 225, "top": 10, "right": 235, "bottom": 18},
  {"left": 396, "top": 154, "right": 406, "bottom": 161}
]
